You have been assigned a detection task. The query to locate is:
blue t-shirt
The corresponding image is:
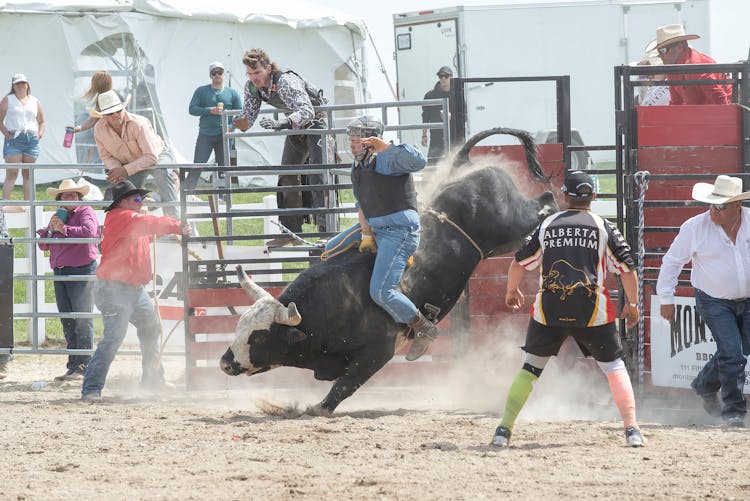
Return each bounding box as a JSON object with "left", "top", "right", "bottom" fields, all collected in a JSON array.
[{"left": 188, "top": 84, "right": 242, "bottom": 136}]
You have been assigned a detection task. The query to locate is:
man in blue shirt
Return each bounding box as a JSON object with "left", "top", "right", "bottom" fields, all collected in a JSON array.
[
  {"left": 187, "top": 61, "right": 242, "bottom": 190},
  {"left": 322, "top": 116, "right": 439, "bottom": 361}
]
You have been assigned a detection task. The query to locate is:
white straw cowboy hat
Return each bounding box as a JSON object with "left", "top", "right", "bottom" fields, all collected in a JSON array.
[
  {"left": 96, "top": 89, "right": 125, "bottom": 115},
  {"left": 46, "top": 179, "right": 90, "bottom": 198},
  {"left": 692, "top": 175, "right": 750, "bottom": 204},
  {"left": 655, "top": 24, "right": 699, "bottom": 51}
]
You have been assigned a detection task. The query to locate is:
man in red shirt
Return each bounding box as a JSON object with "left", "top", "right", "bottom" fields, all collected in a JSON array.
[
  {"left": 655, "top": 24, "right": 731, "bottom": 105},
  {"left": 81, "top": 180, "right": 189, "bottom": 401}
]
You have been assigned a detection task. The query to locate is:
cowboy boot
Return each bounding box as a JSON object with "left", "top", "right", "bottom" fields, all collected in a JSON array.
[{"left": 405, "top": 312, "right": 439, "bottom": 361}]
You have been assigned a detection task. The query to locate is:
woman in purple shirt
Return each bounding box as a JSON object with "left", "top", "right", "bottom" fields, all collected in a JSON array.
[{"left": 37, "top": 179, "right": 99, "bottom": 381}]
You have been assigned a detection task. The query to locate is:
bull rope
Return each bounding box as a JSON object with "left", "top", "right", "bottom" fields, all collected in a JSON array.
[
  {"left": 425, "top": 208, "right": 485, "bottom": 259},
  {"left": 633, "top": 171, "right": 650, "bottom": 391}
]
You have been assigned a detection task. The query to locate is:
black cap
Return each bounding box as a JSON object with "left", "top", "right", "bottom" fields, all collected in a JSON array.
[
  {"left": 436, "top": 66, "right": 453, "bottom": 77},
  {"left": 104, "top": 180, "right": 150, "bottom": 212},
  {"left": 561, "top": 171, "right": 595, "bottom": 198}
]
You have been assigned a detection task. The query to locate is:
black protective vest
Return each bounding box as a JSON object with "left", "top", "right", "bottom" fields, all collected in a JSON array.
[
  {"left": 351, "top": 155, "right": 417, "bottom": 219},
  {"left": 249, "top": 68, "right": 326, "bottom": 110}
]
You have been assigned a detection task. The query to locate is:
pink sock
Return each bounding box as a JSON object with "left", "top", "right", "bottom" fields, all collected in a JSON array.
[{"left": 607, "top": 368, "right": 637, "bottom": 429}]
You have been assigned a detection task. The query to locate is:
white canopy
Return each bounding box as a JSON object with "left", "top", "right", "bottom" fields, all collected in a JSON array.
[{"left": 0, "top": 0, "right": 367, "bottom": 183}]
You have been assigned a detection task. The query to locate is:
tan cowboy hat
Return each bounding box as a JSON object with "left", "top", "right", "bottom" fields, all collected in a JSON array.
[
  {"left": 47, "top": 179, "right": 90, "bottom": 198},
  {"left": 655, "top": 24, "right": 699, "bottom": 51},
  {"left": 89, "top": 92, "right": 131, "bottom": 118},
  {"left": 692, "top": 175, "right": 750, "bottom": 204}
]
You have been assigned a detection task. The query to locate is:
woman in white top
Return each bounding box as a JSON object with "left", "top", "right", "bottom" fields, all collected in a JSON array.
[{"left": 0, "top": 73, "right": 46, "bottom": 200}]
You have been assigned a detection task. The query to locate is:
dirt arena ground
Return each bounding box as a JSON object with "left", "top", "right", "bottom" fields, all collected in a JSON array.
[{"left": 1, "top": 348, "right": 748, "bottom": 501}]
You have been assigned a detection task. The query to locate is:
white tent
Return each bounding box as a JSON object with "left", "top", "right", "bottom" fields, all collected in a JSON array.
[{"left": 0, "top": 0, "right": 368, "bottom": 183}]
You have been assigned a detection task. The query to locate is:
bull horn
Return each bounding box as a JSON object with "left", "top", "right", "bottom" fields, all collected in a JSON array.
[
  {"left": 275, "top": 302, "right": 302, "bottom": 326},
  {"left": 236, "top": 265, "right": 272, "bottom": 301},
  {"left": 452, "top": 127, "right": 549, "bottom": 183}
]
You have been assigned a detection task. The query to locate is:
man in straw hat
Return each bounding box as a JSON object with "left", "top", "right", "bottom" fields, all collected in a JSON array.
[
  {"left": 36, "top": 179, "right": 99, "bottom": 381},
  {"left": 93, "top": 89, "right": 179, "bottom": 218},
  {"left": 657, "top": 175, "right": 750, "bottom": 427},
  {"left": 654, "top": 24, "right": 731, "bottom": 105},
  {"left": 81, "top": 180, "right": 190, "bottom": 401}
]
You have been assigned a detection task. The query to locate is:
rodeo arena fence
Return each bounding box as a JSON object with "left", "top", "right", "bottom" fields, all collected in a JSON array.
[
  {"left": 2, "top": 54, "right": 749, "bottom": 401},
  {"left": 0, "top": 98, "right": 451, "bottom": 389}
]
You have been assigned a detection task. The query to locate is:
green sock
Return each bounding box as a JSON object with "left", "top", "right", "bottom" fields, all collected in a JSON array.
[{"left": 499, "top": 369, "right": 538, "bottom": 431}]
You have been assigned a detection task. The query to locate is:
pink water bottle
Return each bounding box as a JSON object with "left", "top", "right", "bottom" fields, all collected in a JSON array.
[{"left": 63, "top": 126, "right": 74, "bottom": 148}]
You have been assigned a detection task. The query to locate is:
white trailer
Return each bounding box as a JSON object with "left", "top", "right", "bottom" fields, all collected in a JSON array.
[{"left": 393, "top": 0, "right": 750, "bottom": 162}]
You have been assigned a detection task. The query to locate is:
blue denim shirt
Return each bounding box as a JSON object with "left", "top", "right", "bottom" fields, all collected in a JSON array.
[{"left": 354, "top": 143, "right": 426, "bottom": 229}]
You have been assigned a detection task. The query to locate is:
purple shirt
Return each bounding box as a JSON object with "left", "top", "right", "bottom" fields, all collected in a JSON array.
[{"left": 37, "top": 205, "right": 100, "bottom": 268}]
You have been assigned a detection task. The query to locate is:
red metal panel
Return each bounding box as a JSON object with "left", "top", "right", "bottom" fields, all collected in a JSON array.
[
  {"left": 637, "top": 105, "right": 741, "bottom": 146},
  {"left": 638, "top": 146, "right": 740, "bottom": 170},
  {"left": 188, "top": 315, "right": 240, "bottom": 334},
  {"left": 187, "top": 288, "right": 252, "bottom": 308}
]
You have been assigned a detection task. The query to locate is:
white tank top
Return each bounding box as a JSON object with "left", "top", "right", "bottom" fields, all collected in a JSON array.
[{"left": 3, "top": 94, "right": 39, "bottom": 134}]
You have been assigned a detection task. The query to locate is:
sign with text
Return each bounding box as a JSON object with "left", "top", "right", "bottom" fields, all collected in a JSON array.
[{"left": 650, "top": 295, "right": 750, "bottom": 392}]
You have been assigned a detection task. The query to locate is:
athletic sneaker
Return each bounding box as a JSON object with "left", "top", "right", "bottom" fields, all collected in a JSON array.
[
  {"left": 491, "top": 426, "right": 512, "bottom": 447},
  {"left": 625, "top": 427, "right": 644, "bottom": 447}
]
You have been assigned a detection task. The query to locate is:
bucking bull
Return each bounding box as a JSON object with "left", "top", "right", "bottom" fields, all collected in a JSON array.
[{"left": 220, "top": 127, "right": 557, "bottom": 413}]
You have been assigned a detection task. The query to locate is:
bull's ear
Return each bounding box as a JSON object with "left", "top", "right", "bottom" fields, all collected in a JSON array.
[{"left": 285, "top": 327, "right": 306, "bottom": 344}]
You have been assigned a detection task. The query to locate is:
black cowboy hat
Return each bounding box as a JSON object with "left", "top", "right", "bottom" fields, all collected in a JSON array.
[{"left": 104, "top": 180, "right": 150, "bottom": 212}]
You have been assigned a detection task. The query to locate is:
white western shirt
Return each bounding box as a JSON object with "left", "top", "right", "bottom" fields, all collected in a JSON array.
[{"left": 656, "top": 208, "right": 750, "bottom": 303}]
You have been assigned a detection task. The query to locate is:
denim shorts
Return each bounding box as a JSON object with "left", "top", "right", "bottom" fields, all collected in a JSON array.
[{"left": 3, "top": 132, "right": 40, "bottom": 158}]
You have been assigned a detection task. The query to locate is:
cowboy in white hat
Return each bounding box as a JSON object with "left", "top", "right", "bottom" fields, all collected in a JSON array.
[
  {"left": 93, "top": 90, "right": 179, "bottom": 218},
  {"left": 36, "top": 178, "right": 100, "bottom": 382},
  {"left": 653, "top": 24, "right": 731, "bottom": 105},
  {"left": 656, "top": 175, "right": 750, "bottom": 427}
]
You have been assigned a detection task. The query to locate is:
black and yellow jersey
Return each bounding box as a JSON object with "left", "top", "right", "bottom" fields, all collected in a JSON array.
[{"left": 516, "top": 209, "right": 635, "bottom": 327}]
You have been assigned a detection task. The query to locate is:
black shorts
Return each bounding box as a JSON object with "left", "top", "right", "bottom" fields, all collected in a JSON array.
[{"left": 523, "top": 319, "right": 624, "bottom": 362}]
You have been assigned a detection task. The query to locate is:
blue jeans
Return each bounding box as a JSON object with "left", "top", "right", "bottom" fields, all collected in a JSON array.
[
  {"left": 692, "top": 289, "right": 750, "bottom": 418},
  {"left": 325, "top": 221, "right": 420, "bottom": 324},
  {"left": 54, "top": 261, "right": 96, "bottom": 370},
  {"left": 186, "top": 133, "right": 233, "bottom": 191},
  {"left": 3, "top": 132, "right": 40, "bottom": 158},
  {"left": 82, "top": 280, "right": 164, "bottom": 396}
]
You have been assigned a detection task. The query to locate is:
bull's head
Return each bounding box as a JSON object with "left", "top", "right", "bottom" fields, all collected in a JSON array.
[{"left": 220, "top": 266, "right": 304, "bottom": 376}]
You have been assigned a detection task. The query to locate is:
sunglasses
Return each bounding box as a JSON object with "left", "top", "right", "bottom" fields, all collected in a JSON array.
[
  {"left": 438, "top": 74, "right": 451, "bottom": 79},
  {"left": 657, "top": 45, "right": 674, "bottom": 55},
  {"left": 710, "top": 203, "right": 729, "bottom": 211},
  {"left": 210, "top": 70, "right": 224, "bottom": 76}
]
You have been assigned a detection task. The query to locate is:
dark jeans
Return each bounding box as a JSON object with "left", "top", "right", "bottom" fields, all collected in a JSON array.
[
  {"left": 54, "top": 261, "right": 97, "bottom": 371},
  {"left": 692, "top": 289, "right": 750, "bottom": 418},
  {"left": 279, "top": 120, "right": 327, "bottom": 233},
  {"left": 186, "top": 133, "right": 234, "bottom": 191}
]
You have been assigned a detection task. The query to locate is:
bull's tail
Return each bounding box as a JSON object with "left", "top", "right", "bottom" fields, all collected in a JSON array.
[
  {"left": 236, "top": 265, "right": 273, "bottom": 301},
  {"left": 452, "top": 127, "right": 548, "bottom": 182}
]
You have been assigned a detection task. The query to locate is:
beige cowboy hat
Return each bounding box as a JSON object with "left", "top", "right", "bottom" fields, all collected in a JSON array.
[
  {"left": 89, "top": 91, "right": 131, "bottom": 119},
  {"left": 692, "top": 175, "right": 750, "bottom": 205},
  {"left": 46, "top": 179, "right": 90, "bottom": 198},
  {"left": 655, "top": 24, "right": 699, "bottom": 51}
]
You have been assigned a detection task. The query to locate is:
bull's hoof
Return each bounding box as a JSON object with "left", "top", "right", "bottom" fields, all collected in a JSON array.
[{"left": 306, "top": 404, "right": 333, "bottom": 417}]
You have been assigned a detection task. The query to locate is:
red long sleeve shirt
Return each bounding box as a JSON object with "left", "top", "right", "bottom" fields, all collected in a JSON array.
[
  {"left": 668, "top": 48, "right": 732, "bottom": 105},
  {"left": 96, "top": 208, "right": 181, "bottom": 287}
]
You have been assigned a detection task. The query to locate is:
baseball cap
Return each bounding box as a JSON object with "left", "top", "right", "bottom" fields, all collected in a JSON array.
[
  {"left": 436, "top": 66, "right": 453, "bottom": 77},
  {"left": 12, "top": 73, "right": 28, "bottom": 85},
  {"left": 561, "top": 171, "right": 596, "bottom": 198},
  {"left": 209, "top": 62, "right": 225, "bottom": 73}
]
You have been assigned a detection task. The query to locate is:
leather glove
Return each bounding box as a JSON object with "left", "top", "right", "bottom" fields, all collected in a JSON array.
[
  {"left": 358, "top": 228, "right": 377, "bottom": 253},
  {"left": 232, "top": 116, "right": 249, "bottom": 131},
  {"left": 260, "top": 117, "right": 292, "bottom": 130}
]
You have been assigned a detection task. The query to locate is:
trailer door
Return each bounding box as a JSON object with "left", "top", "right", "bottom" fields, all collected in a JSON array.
[{"left": 395, "top": 18, "right": 459, "bottom": 150}]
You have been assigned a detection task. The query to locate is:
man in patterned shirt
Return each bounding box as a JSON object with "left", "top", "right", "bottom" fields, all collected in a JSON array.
[
  {"left": 233, "top": 48, "right": 329, "bottom": 246},
  {"left": 491, "top": 171, "right": 644, "bottom": 448}
]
